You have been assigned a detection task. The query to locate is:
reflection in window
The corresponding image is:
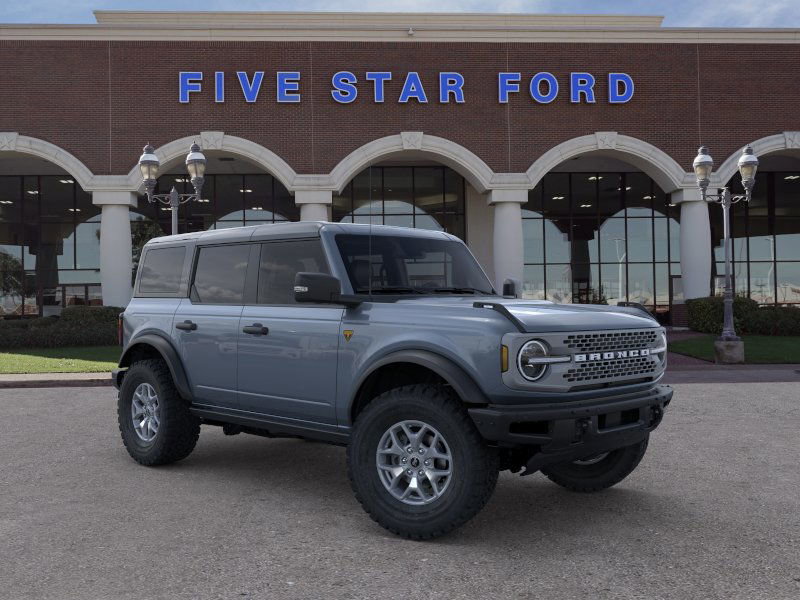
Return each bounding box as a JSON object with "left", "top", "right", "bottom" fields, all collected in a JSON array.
[
  {"left": 523, "top": 172, "right": 679, "bottom": 319},
  {"left": 333, "top": 166, "right": 466, "bottom": 240},
  {"left": 192, "top": 244, "right": 249, "bottom": 304},
  {"left": 146, "top": 173, "right": 298, "bottom": 235},
  {"left": 714, "top": 170, "right": 800, "bottom": 305},
  {"left": 0, "top": 175, "right": 102, "bottom": 316}
]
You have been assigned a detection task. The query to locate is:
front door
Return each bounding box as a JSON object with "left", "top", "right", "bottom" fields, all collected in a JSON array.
[
  {"left": 174, "top": 243, "right": 252, "bottom": 408},
  {"left": 237, "top": 239, "right": 343, "bottom": 425}
]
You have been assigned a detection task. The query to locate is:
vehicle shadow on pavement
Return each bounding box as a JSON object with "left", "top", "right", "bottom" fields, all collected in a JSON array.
[{"left": 145, "top": 431, "right": 686, "bottom": 545}]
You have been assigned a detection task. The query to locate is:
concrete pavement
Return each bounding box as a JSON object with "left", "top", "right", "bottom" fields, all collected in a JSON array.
[{"left": 0, "top": 384, "right": 798, "bottom": 599}]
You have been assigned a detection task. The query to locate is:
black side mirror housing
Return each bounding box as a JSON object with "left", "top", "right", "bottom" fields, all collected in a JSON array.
[
  {"left": 294, "top": 272, "right": 361, "bottom": 307},
  {"left": 502, "top": 279, "right": 517, "bottom": 298}
]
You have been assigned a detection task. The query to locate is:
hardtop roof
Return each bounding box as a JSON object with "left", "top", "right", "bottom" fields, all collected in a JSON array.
[{"left": 144, "top": 221, "right": 458, "bottom": 247}]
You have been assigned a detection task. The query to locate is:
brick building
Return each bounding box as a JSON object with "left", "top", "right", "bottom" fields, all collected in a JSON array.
[{"left": 0, "top": 11, "right": 798, "bottom": 319}]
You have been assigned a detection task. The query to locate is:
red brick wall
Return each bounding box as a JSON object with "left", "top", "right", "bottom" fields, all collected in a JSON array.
[{"left": 1, "top": 39, "right": 798, "bottom": 177}]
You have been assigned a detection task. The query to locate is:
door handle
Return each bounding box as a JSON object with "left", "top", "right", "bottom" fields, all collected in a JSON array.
[
  {"left": 242, "top": 323, "right": 269, "bottom": 336},
  {"left": 175, "top": 320, "right": 197, "bottom": 331}
]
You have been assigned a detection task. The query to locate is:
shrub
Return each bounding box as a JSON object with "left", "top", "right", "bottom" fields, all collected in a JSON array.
[
  {"left": 686, "top": 296, "right": 800, "bottom": 336},
  {"left": 747, "top": 306, "right": 800, "bottom": 336},
  {"left": 686, "top": 296, "right": 759, "bottom": 335},
  {"left": 59, "top": 305, "right": 121, "bottom": 325},
  {"left": 0, "top": 306, "right": 122, "bottom": 349}
]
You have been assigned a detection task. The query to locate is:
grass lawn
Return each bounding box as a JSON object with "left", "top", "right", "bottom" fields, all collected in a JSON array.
[
  {"left": 0, "top": 346, "right": 121, "bottom": 374},
  {"left": 669, "top": 335, "right": 800, "bottom": 364}
]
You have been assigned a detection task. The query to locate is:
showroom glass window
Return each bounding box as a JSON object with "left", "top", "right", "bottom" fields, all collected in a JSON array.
[
  {"left": 0, "top": 176, "right": 101, "bottom": 317},
  {"left": 130, "top": 173, "right": 302, "bottom": 277},
  {"left": 332, "top": 166, "right": 466, "bottom": 240},
  {"left": 521, "top": 172, "right": 680, "bottom": 320},
  {"left": 140, "top": 173, "right": 300, "bottom": 236},
  {"left": 714, "top": 171, "right": 800, "bottom": 305}
]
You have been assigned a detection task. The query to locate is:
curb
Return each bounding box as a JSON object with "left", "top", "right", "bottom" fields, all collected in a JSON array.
[{"left": 0, "top": 376, "right": 114, "bottom": 389}]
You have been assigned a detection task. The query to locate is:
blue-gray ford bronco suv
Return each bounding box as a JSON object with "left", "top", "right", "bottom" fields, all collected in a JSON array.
[{"left": 114, "top": 222, "right": 672, "bottom": 539}]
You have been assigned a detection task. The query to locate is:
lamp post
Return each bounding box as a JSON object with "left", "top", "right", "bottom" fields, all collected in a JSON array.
[
  {"left": 138, "top": 142, "right": 207, "bottom": 235},
  {"left": 692, "top": 144, "right": 759, "bottom": 349}
]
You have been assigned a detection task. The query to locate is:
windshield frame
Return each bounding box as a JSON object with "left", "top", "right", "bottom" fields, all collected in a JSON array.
[{"left": 332, "top": 232, "right": 496, "bottom": 298}]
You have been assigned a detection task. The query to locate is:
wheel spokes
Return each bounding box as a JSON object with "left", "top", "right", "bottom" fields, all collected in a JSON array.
[{"left": 375, "top": 420, "right": 453, "bottom": 506}]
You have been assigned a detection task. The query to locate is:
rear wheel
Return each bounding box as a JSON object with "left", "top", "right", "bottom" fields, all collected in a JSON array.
[
  {"left": 117, "top": 359, "right": 200, "bottom": 466},
  {"left": 347, "top": 384, "right": 498, "bottom": 540},
  {"left": 541, "top": 436, "right": 649, "bottom": 493}
]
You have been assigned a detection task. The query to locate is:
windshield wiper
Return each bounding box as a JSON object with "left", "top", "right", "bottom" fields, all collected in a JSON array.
[
  {"left": 354, "top": 286, "right": 425, "bottom": 295},
  {"left": 431, "top": 287, "right": 490, "bottom": 295}
]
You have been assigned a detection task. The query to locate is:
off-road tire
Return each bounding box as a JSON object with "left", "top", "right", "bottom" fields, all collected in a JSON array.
[
  {"left": 541, "top": 436, "right": 649, "bottom": 493},
  {"left": 118, "top": 358, "right": 200, "bottom": 466},
  {"left": 347, "top": 384, "right": 498, "bottom": 540}
]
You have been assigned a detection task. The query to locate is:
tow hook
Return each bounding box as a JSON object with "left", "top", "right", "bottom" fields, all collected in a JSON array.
[
  {"left": 650, "top": 406, "right": 664, "bottom": 427},
  {"left": 574, "top": 418, "right": 590, "bottom": 442}
]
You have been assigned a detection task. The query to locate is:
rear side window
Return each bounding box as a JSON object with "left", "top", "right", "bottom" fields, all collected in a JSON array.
[
  {"left": 138, "top": 246, "right": 186, "bottom": 295},
  {"left": 192, "top": 244, "right": 251, "bottom": 304},
  {"left": 258, "top": 240, "right": 329, "bottom": 304}
]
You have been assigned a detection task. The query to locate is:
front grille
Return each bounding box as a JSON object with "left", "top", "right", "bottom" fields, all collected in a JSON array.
[
  {"left": 563, "top": 330, "right": 659, "bottom": 352},
  {"left": 563, "top": 356, "right": 658, "bottom": 383}
]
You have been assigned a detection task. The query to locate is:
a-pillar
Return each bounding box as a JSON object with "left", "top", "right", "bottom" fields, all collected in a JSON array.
[
  {"left": 93, "top": 191, "right": 137, "bottom": 308},
  {"left": 673, "top": 188, "right": 712, "bottom": 300},
  {"left": 488, "top": 188, "right": 527, "bottom": 295},
  {"left": 296, "top": 190, "right": 332, "bottom": 221}
]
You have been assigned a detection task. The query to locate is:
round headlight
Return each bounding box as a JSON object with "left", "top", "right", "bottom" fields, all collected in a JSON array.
[{"left": 517, "top": 340, "right": 549, "bottom": 381}]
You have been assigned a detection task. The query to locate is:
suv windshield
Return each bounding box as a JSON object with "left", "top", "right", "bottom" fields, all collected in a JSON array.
[{"left": 335, "top": 234, "right": 495, "bottom": 295}]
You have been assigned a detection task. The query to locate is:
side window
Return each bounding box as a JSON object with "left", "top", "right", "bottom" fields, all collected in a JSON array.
[
  {"left": 258, "top": 240, "right": 329, "bottom": 304},
  {"left": 138, "top": 246, "right": 186, "bottom": 295},
  {"left": 192, "top": 244, "right": 251, "bottom": 304}
]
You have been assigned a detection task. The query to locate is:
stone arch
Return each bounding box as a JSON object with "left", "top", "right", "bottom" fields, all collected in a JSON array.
[
  {"left": 328, "top": 132, "right": 496, "bottom": 194},
  {"left": 0, "top": 132, "right": 95, "bottom": 190},
  {"left": 525, "top": 132, "right": 691, "bottom": 193},
  {"left": 713, "top": 131, "right": 800, "bottom": 186},
  {"left": 123, "top": 131, "right": 298, "bottom": 192}
]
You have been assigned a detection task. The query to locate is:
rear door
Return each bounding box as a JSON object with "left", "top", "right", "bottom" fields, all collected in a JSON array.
[
  {"left": 174, "top": 242, "right": 253, "bottom": 408},
  {"left": 237, "top": 238, "right": 343, "bottom": 424}
]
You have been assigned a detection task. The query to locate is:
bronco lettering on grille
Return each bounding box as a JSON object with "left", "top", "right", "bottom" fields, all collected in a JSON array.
[{"left": 574, "top": 348, "right": 651, "bottom": 362}]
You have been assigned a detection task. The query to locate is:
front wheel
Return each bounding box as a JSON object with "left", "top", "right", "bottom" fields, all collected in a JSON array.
[
  {"left": 541, "top": 436, "right": 649, "bottom": 493},
  {"left": 347, "top": 385, "right": 498, "bottom": 540}
]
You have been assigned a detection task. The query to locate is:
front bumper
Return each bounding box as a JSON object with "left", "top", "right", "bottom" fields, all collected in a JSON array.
[{"left": 468, "top": 384, "right": 672, "bottom": 473}]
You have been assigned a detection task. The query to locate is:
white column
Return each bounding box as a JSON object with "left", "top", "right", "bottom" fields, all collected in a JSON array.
[
  {"left": 295, "top": 190, "right": 332, "bottom": 221},
  {"left": 93, "top": 191, "right": 136, "bottom": 308},
  {"left": 488, "top": 189, "right": 527, "bottom": 295},
  {"left": 673, "top": 188, "right": 712, "bottom": 300},
  {"left": 465, "top": 182, "right": 495, "bottom": 282}
]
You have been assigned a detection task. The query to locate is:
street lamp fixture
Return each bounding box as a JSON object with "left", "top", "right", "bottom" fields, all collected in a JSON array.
[
  {"left": 138, "top": 142, "right": 207, "bottom": 235},
  {"left": 691, "top": 144, "right": 759, "bottom": 345}
]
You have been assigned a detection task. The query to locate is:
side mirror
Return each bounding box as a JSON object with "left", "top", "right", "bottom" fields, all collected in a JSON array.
[
  {"left": 294, "top": 272, "right": 341, "bottom": 304},
  {"left": 294, "top": 272, "right": 362, "bottom": 307},
  {"left": 502, "top": 279, "right": 517, "bottom": 298}
]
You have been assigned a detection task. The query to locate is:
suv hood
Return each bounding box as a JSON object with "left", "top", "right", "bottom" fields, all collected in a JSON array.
[
  {"left": 398, "top": 296, "right": 658, "bottom": 332},
  {"left": 495, "top": 299, "right": 657, "bottom": 332}
]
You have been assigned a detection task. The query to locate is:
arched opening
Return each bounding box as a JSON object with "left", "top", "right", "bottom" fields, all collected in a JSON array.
[
  {"left": 0, "top": 152, "right": 101, "bottom": 317},
  {"left": 132, "top": 151, "right": 299, "bottom": 266},
  {"left": 713, "top": 150, "right": 800, "bottom": 306},
  {"left": 521, "top": 154, "right": 681, "bottom": 323},
  {"left": 332, "top": 161, "right": 467, "bottom": 237},
  {"left": 328, "top": 134, "right": 497, "bottom": 278}
]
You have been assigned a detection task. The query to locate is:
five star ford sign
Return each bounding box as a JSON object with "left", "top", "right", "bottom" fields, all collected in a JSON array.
[{"left": 178, "top": 71, "right": 635, "bottom": 104}]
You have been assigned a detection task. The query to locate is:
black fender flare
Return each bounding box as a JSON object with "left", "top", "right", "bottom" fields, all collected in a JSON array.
[
  {"left": 350, "top": 349, "right": 488, "bottom": 418},
  {"left": 116, "top": 333, "right": 193, "bottom": 400}
]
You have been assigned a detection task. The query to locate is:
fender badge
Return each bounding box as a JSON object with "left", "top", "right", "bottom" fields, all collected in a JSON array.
[{"left": 343, "top": 330, "right": 354, "bottom": 342}]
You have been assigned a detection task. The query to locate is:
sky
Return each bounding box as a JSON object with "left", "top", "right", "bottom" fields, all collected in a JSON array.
[{"left": 1, "top": 0, "right": 799, "bottom": 28}]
